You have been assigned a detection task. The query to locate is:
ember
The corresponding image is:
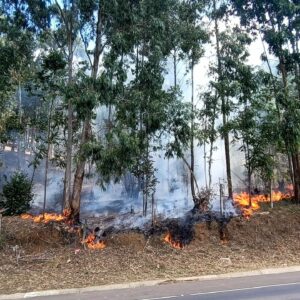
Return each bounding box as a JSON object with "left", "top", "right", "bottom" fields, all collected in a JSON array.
[
  {"left": 164, "top": 232, "right": 184, "bottom": 249},
  {"left": 234, "top": 191, "right": 292, "bottom": 218},
  {"left": 82, "top": 233, "right": 106, "bottom": 250}
]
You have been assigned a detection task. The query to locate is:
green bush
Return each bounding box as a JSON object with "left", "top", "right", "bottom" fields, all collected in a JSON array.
[{"left": 0, "top": 172, "right": 33, "bottom": 215}]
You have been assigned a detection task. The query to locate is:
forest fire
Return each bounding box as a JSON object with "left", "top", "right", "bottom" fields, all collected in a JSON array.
[
  {"left": 164, "top": 232, "right": 184, "bottom": 249},
  {"left": 234, "top": 191, "right": 292, "bottom": 218},
  {"left": 20, "top": 210, "right": 71, "bottom": 223},
  {"left": 82, "top": 233, "right": 106, "bottom": 250}
]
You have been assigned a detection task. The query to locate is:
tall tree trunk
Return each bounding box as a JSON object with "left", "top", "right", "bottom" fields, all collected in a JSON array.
[
  {"left": 246, "top": 142, "right": 252, "bottom": 207},
  {"left": 214, "top": 0, "right": 233, "bottom": 199},
  {"left": 43, "top": 98, "right": 54, "bottom": 216},
  {"left": 279, "top": 54, "right": 300, "bottom": 202},
  {"left": 287, "top": 152, "right": 294, "bottom": 184},
  {"left": 70, "top": 4, "right": 102, "bottom": 222},
  {"left": 203, "top": 134, "right": 207, "bottom": 189},
  {"left": 17, "top": 82, "right": 22, "bottom": 170},
  {"left": 223, "top": 103, "right": 233, "bottom": 199},
  {"left": 290, "top": 30, "right": 300, "bottom": 202},
  {"left": 62, "top": 1, "right": 74, "bottom": 213},
  {"left": 71, "top": 121, "right": 92, "bottom": 222},
  {"left": 208, "top": 95, "right": 217, "bottom": 188},
  {"left": 182, "top": 156, "right": 200, "bottom": 195},
  {"left": 173, "top": 49, "right": 177, "bottom": 88},
  {"left": 63, "top": 48, "right": 73, "bottom": 212},
  {"left": 190, "top": 59, "right": 196, "bottom": 201}
]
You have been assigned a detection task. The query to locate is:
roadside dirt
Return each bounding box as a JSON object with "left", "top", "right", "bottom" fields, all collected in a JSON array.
[{"left": 1, "top": 204, "right": 300, "bottom": 295}]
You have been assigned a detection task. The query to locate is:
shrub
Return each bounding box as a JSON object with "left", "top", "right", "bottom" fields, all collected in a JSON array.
[{"left": 0, "top": 172, "right": 33, "bottom": 215}]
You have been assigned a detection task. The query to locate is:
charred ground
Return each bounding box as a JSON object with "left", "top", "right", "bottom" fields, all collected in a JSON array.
[{"left": 1, "top": 204, "right": 300, "bottom": 295}]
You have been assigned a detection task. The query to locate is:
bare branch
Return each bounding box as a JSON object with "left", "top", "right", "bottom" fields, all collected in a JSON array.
[
  {"left": 54, "top": 0, "right": 69, "bottom": 32},
  {"left": 79, "top": 29, "right": 93, "bottom": 69}
]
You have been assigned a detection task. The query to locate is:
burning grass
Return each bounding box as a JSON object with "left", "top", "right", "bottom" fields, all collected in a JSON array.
[
  {"left": 19, "top": 211, "right": 106, "bottom": 250},
  {"left": 1, "top": 204, "right": 300, "bottom": 295},
  {"left": 82, "top": 233, "right": 106, "bottom": 250},
  {"left": 20, "top": 210, "right": 71, "bottom": 224},
  {"left": 233, "top": 191, "right": 293, "bottom": 218},
  {"left": 164, "top": 232, "right": 184, "bottom": 249}
]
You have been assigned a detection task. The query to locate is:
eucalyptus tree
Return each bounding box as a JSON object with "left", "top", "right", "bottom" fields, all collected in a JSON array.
[
  {"left": 68, "top": 0, "right": 109, "bottom": 221},
  {"left": 199, "top": 91, "right": 218, "bottom": 189},
  {"left": 206, "top": 0, "right": 255, "bottom": 199},
  {"left": 232, "top": 69, "right": 279, "bottom": 204},
  {"left": 209, "top": 0, "right": 234, "bottom": 198},
  {"left": 112, "top": 0, "right": 184, "bottom": 215},
  {"left": 180, "top": 0, "right": 209, "bottom": 201},
  {"left": 90, "top": 0, "right": 210, "bottom": 215},
  {"left": 66, "top": 0, "right": 186, "bottom": 220},
  {"left": 0, "top": 0, "right": 49, "bottom": 170},
  {"left": 160, "top": 0, "right": 209, "bottom": 202},
  {"left": 33, "top": 51, "right": 67, "bottom": 214},
  {"left": 47, "top": 0, "right": 83, "bottom": 212},
  {"left": 231, "top": 0, "right": 300, "bottom": 201}
]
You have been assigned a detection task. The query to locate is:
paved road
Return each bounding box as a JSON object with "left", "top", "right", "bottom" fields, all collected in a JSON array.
[{"left": 8, "top": 271, "right": 300, "bottom": 300}]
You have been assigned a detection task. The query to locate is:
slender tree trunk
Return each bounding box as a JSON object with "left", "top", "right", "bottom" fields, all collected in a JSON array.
[
  {"left": 291, "top": 32, "right": 300, "bottom": 203},
  {"left": 43, "top": 148, "right": 50, "bottom": 216},
  {"left": 71, "top": 121, "right": 92, "bottom": 222},
  {"left": 208, "top": 97, "right": 217, "bottom": 188},
  {"left": 173, "top": 50, "right": 177, "bottom": 88},
  {"left": 279, "top": 54, "right": 300, "bottom": 202},
  {"left": 291, "top": 153, "right": 300, "bottom": 202},
  {"left": 270, "top": 179, "right": 273, "bottom": 208},
  {"left": 247, "top": 158, "right": 252, "bottom": 207},
  {"left": 182, "top": 156, "right": 200, "bottom": 195},
  {"left": 43, "top": 99, "right": 54, "bottom": 216},
  {"left": 190, "top": 59, "right": 196, "bottom": 201},
  {"left": 288, "top": 152, "right": 294, "bottom": 184},
  {"left": 214, "top": 0, "right": 233, "bottom": 199},
  {"left": 223, "top": 103, "right": 233, "bottom": 198},
  {"left": 63, "top": 5, "right": 74, "bottom": 212},
  {"left": 17, "top": 82, "right": 22, "bottom": 170},
  {"left": 63, "top": 46, "right": 73, "bottom": 211},
  {"left": 203, "top": 136, "right": 207, "bottom": 189},
  {"left": 70, "top": 4, "right": 102, "bottom": 221}
]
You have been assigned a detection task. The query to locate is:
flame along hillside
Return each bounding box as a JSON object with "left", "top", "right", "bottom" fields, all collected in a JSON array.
[
  {"left": 163, "top": 188, "right": 295, "bottom": 250},
  {"left": 20, "top": 187, "right": 294, "bottom": 251},
  {"left": 21, "top": 210, "right": 71, "bottom": 223},
  {"left": 20, "top": 211, "right": 106, "bottom": 250},
  {"left": 3, "top": 204, "right": 300, "bottom": 295},
  {"left": 233, "top": 188, "right": 293, "bottom": 218}
]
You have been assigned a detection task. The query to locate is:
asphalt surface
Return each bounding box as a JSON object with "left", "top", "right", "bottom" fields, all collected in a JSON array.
[{"left": 5, "top": 270, "right": 299, "bottom": 300}]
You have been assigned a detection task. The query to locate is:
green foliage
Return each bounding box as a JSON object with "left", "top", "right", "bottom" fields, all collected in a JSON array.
[
  {"left": 0, "top": 172, "right": 33, "bottom": 216},
  {"left": 3, "top": 0, "right": 300, "bottom": 211},
  {"left": 42, "top": 51, "right": 66, "bottom": 73}
]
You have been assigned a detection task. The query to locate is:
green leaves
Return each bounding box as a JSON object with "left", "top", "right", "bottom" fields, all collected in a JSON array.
[{"left": 0, "top": 172, "right": 33, "bottom": 216}]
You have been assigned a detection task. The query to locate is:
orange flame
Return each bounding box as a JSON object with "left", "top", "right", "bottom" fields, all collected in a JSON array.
[
  {"left": 82, "top": 233, "right": 106, "bottom": 250},
  {"left": 164, "top": 232, "right": 184, "bottom": 249},
  {"left": 20, "top": 210, "right": 105, "bottom": 250},
  {"left": 20, "top": 209, "right": 71, "bottom": 224},
  {"left": 234, "top": 191, "right": 292, "bottom": 218}
]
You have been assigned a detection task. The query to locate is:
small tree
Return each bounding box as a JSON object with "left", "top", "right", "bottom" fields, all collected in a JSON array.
[{"left": 0, "top": 172, "right": 33, "bottom": 215}]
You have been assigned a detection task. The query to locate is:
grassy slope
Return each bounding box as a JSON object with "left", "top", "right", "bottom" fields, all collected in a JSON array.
[{"left": 0, "top": 204, "right": 300, "bottom": 295}]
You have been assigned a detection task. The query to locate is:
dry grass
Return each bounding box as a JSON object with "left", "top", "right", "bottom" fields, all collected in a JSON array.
[{"left": 1, "top": 204, "right": 300, "bottom": 295}]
